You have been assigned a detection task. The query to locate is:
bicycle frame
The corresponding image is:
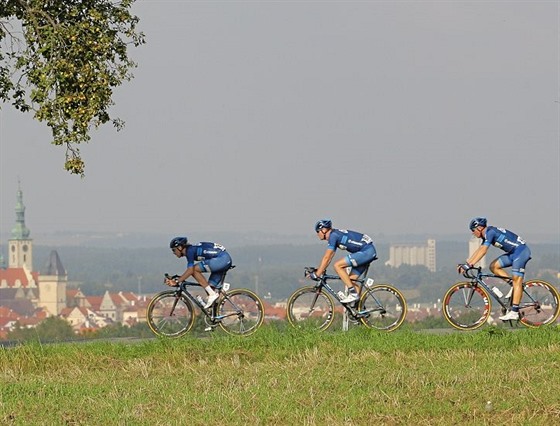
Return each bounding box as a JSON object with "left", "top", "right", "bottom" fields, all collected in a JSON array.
[
  {"left": 306, "top": 266, "right": 383, "bottom": 319},
  {"left": 166, "top": 268, "right": 244, "bottom": 325},
  {"left": 461, "top": 267, "right": 513, "bottom": 310},
  {"left": 461, "top": 267, "right": 544, "bottom": 314}
]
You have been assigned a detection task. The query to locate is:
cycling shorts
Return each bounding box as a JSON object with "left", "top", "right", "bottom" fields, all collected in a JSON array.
[
  {"left": 496, "top": 245, "right": 531, "bottom": 277},
  {"left": 198, "top": 252, "right": 232, "bottom": 287},
  {"left": 344, "top": 244, "right": 377, "bottom": 277}
]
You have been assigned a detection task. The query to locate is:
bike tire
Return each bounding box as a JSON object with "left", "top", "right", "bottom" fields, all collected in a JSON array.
[
  {"left": 519, "top": 280, "right": 560, "bottom": 328},
  {"left": 217, "top": 289, "right": 264, "bottom": 336},
  {"left": 442, "top": 282, "right": 491, "bottom": 330},
  {"left": 286, "top": 286, "right": 335, "bottom": 331},
  {"left": 146, "top": 290, "right": 195, "bottom": 338},
  {"left": 358, "top": 284, "right": 407, "bottom": 331}
]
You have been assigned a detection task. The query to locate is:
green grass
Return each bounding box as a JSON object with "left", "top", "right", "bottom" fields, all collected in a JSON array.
[{"left": 1, "top": 324, "right": 559, "bottom": 425}]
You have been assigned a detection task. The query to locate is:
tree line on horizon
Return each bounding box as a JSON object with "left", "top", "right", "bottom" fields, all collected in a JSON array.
[{"left": 27, "top": 242, "right": 559, "bottom": 302}]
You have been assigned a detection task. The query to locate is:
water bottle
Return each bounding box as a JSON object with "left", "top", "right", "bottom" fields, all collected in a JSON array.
[
  {"left": 196, "top": 295, "right": 204, "bottom": 305},
  {"left": 491, "top": 286, "right": 503, "bottom": 298}
]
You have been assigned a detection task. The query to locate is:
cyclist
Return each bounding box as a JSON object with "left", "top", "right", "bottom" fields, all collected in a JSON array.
[
  {"left": 166, "top": 236, "right": 232, "bottom": 308},
  {"left": 458, "top": 217, "right": 532, "bottom": 321},
  {"left": 309, "top": 219, "right": 378, "bottom": 303}
]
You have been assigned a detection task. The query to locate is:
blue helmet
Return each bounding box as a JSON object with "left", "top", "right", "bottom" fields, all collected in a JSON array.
[
  {"left": 169, "top": 236, "right": 188, "bottom": 249},
  {"left": 315, "top": 219, "right": 332, "bottom": 233},
  {"left": 469, "top": 217, "right": 487, "bottom": 231}
]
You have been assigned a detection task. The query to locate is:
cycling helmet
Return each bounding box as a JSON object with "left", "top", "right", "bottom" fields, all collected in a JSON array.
[
  {"left": 315, "top": 219, "right": 332, "bottom": 233},
  {"left": 169, "top": 236, "right": 188, "bottom": 249},
  {"left": 469, "top": 217, "right": 487, "bottom": 231}
]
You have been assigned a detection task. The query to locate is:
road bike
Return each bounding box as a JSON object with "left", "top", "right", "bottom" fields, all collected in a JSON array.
[
  {"left": 146, "top": 266, "right": 264, "bottom": 337},
  {"left": 443, "top": 266, "right": 560, "bottom": 330},
  {"left": 286, "top": 266, "right": 407, "bottom": 332}
]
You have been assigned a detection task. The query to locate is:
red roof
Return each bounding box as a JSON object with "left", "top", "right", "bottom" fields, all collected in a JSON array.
[
  {"left": 86, "top": 296, "right": 103, "bottom": 311},
  {"left": 0, "top": 306, "right": 19, "bottom": 320},
  {"left": 60, "top": 307, "right": 74, "bottom": 317},
  {"left": 0, "top": 317, "right": 15, "bottom": 328},
  {"left": 18, "top": 316, "right": 42, "bottom": 327},
  {"left": 0, "top": 268, "right": 39, "bottom": 288},
  {"left": 60, "top": 306, "right": 90, "bottom": 319},
  {"left": 110, "top": 293, "right": 126, "bottom": 306},
  {"left": 118, "top": 291, "right": 138, "bottom": 303},
  {"left": 66, "top": 289, "right": 80, "bottom": 298},
  {"left": 261, "top": 301, "right": 287, "bottom": 320}
]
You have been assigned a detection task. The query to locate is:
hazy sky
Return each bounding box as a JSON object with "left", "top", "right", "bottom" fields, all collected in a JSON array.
[{"left": 1, "top": 1, "right": 559, "bottom": 241}]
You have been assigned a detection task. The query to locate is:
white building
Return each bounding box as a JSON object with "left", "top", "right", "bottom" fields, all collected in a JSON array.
[
  {"left": 468, "top": 237, "right": 486, "bottom": 268},
  {"left": 387, "top": 239, "right": 436, "bottom": 272}
]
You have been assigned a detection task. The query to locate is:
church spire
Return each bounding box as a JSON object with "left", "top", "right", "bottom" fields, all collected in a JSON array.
[{"left": 11, "top": 180, "right": 31, "bottom": 240}]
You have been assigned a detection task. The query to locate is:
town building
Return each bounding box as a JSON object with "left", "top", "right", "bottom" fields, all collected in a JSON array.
[
  {"left": 468, "top": 237, "right": 486, "bottom": 268},
  {"left": 0, "top": 185, "right": 146, "bottom": 338},
  {"left": 386, "top": 239, "right": 437, "bottom": 272}
]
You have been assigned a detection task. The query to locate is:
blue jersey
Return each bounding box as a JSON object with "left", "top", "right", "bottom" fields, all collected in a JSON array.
[
  {"left": 482, "top": 226, "right": 527, "bottom": 254},
  {"left": 185, "top": 242, "right": 227, "bottom": 267},
  {"left": 327, "top": 229, "right": 374, "bottom": 253}
]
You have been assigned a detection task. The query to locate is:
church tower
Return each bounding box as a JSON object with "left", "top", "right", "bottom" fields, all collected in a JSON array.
[
  {"left": 8, "top": 182, "right": 33, "bottom": 271},
  {"left": 38, "top": 251, "right": 68, "bottom": 316}
]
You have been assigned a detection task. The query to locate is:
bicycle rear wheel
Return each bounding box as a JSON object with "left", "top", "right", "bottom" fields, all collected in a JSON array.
[
  {"left": 217, "top": 289, "right": 264, "bottom": 336},
  {"left": 286, "top": 286, "right": 335, "bottom": 331},
  {"left": 358, "top": 284, "right": 407, "bottom": 331},
  {"left": 146, "top": 290, "right": 195, "bottom": 337},
  {"left": 519, "top": 280, "right": 560, "bottom": 328},
  {"left": 442, "top": 282, "right": 491, "bottom": 330}
]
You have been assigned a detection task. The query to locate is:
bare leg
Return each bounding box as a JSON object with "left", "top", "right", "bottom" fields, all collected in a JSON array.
[
  {"left": 490, "top": 259, "right": 523, "bottom": 302},
  {"left": 489, "top": 259, "right": 510, "bottom": 280},
  {"left": 193, "top": 265, "right": 218, "bottom": 308},
  {"left": 511, "top": 275, "right": 523, "bottom": 305},
  {"left": 333, "top": 259, "right": 360, "bottom": 293},
  {"left": 192, "top": 267, "right": 210, "bottom": 289}
]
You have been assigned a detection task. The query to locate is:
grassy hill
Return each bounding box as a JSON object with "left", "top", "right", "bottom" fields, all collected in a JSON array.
[{"left": 1, "top": 325, "right": 559, "bottom": 424}]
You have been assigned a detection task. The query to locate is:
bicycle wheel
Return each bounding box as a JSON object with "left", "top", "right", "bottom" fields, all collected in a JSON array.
[
  {"left": 146, "top": 290, "right": 195, "bottom": 337},
  {"left": 286, "top": 286, "right": 335, "bottom": 331},
  {"left": 442, "top": 282, "right": 491, "bottom": 330},
  {"left": 358, "top": 284, "right": 407, "bottom": 331},
  {"left": 519, "top": 280, "right": 560, "bottom": 328},
  {"left": 217, "top": 289, "right": 264, "bottom": 336}
]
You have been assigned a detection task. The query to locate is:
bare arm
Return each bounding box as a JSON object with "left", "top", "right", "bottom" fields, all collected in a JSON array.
[
  {"left": 166, "top": 265, "right": 195, "bottom": 286},
  {"left": 178, "top": 266, "right": 195, "bottom": 282},
  {"left": 467, "top": 245, "right": 489, "bottom": 266},
  {"left": 316, "top": 249, "right": 335, "bottom": 276}
]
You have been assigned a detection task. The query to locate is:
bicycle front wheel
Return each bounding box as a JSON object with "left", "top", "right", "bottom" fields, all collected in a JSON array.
[
  {"left": 217, "top": 289, "right": 264, "bottom": 336},
  {"left": 519, "top": 280, "right": 560, "bottom": 328},
  {"left": 146, "top": 290, "right": 195, "bottom": 337},
  {"left": 358, "top": 284, "right": 407, "bottom": 331},
  {"left": 442, "top": 282, "right": 491, "bottom": 330},
  {"left": 286, "top": 286, "right": 335, "bottom": 331}
]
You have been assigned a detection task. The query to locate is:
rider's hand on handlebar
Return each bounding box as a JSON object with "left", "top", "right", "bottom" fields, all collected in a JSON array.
[
  {"left": 457, "top": 263, "right": 471, "bottom": 274},
  {"left": 165, "top": 276, "right": 179, "bottom": 287},
  {"left": 307, "top": 270, "right": 320, "bottom": 281}
]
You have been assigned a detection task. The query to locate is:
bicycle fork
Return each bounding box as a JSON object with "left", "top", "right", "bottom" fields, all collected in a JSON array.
[{"left": 166, "top": 292, "right": 182, "bottom": 316}]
